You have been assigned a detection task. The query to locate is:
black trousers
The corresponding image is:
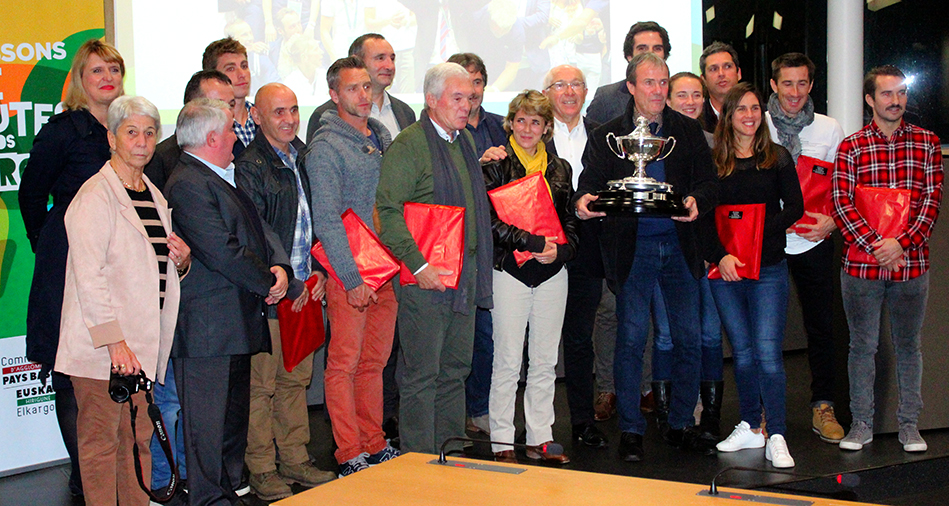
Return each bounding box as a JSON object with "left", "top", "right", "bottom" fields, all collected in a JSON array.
[
  {"left": 175, "top": 355, "right": 251, "bottom": 506},
  {"left": 787, "top": 239, "right": 837, "bottom": 405}
]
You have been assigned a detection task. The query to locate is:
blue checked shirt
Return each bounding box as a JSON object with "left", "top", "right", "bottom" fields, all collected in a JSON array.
[
  {"left": 274, "top": 144, "right": 313, "bottom": 280},
  {"left": 234, "top": 101, "right": 257, "bottom": 148}
]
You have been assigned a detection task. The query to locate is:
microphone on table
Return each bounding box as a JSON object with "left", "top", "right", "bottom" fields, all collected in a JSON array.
[
  {"left": 709, "top": 466, "right": 860, "bottom": 496},
  {"left": 437, "top": 437, "right": 564, "bottom": 464}
]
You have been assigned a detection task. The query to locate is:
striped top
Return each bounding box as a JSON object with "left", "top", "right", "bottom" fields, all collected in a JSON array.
[{"left": 126, "top": 188, "right": 169, "bottom": 309}]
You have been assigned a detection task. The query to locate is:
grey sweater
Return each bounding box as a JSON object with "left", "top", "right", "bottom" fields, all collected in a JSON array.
[{"left": 306, "top": 110, "right": 393, "bottom": 290}]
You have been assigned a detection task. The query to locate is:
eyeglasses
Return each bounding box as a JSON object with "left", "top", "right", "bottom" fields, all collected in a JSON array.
[{"left": 546, "top": 81, "right": 586, "bottom": 92}]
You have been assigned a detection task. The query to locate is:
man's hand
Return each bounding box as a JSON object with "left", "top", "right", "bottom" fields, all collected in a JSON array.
[
  {"left": 672, "top": 196, "right": 698, "bottom": 222},
  {"left": 873, "top": 238, "right": 906, "bottom": 272},
  {"left": 479, "top": 146, "right": 507, "bottom": 164},
  {"left": 291, "top": 285, "right": 310, "bottom": 313},
  {"left": 416, "top": 265, "right": 452, "bottom": 292},
  {"left": 717, "top": 254, "right": 745, "bottom": 282},
  {"left": 531, "top": 236, "right": 559, "bottom": 264},
  {"left": 310, "top": 271, "right": 327, "bottom": 302},
  {"left": 576, "top": 193, "right": 606, "bottom": 220},
  {"left": 346, "top": 283, "right": 378, "bottom": 312},
  {"left": 788, "top": 211, "right": 836, "bottom": 242},
  {"left": 266, "top": 266, "right": 289, "bottom": 305}
]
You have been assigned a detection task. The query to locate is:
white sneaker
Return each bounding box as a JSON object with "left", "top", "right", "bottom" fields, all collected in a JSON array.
[
  {"left": 765, "top": 434, "right": 796, "bottom": 468},
  {"left": 716, "top": 421, "right": 765, "bottom": 452}
]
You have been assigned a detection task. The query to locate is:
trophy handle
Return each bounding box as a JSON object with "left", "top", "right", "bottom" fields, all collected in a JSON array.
[
  {"left": 606, "top": 132, "right": 626, "bottom": 159},
  {"left": 655, "top": 136, "right": 676, "bottom": 161}
]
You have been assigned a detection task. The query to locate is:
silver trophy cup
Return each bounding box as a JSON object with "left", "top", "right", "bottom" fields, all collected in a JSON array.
[{"left": 590, "top": 116, "right": 688, "bottom": 216}]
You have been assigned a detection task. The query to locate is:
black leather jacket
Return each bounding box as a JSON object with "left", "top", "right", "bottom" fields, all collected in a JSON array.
[{"left": 482, "top": 141, "right": 579, "bottom": 287}]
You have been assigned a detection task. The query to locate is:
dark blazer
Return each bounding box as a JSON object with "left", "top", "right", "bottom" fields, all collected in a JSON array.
[
  {"left": 482, "top": 141, "right": 579, "bottom": 287},
  {"left": 306, "top": 92, "right": 416, "bottom": 142},
  {"left": 702, "top": 98, "right": 719, "bottom": 133},
  {"left": 576, "top": 99, "right": 719, "bottom": 289},
  {"left": 546, "top": 117, "right": 603, "bottom": 279},
  {"left": 164, "top": 152, "right": 292, "bottom": 358},
  {"left": 144, "top": 133, "right": 244, "bottom": 192},
  {"left": 18, "top": 108, "right": 110, "bottom": 366},
  {"left": 585, "top": 80, "right": 631, "bottom": 125}
]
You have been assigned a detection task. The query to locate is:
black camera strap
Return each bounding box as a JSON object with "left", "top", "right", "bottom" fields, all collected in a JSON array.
[{"left": 128, "top": 390, "right": 179, "bottom": 503}]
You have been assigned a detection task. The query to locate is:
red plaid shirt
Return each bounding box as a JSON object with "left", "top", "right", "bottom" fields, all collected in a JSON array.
[{"left": 833, "top": 119, "right": 944, "bottom": 281}]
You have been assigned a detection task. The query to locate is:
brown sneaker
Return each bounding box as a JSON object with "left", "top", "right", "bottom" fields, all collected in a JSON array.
[
  {"left": 279, "top": 461, "right": 337, "bottom": 488},
  {"left": 594, "top": 392, "right": 617, "bottom": 421},
  {"left": 812, "top": 403, "right": 845, "bottom": 443},
  {"left": 249, "top": 471, "right": 292, "bottom": 501}
]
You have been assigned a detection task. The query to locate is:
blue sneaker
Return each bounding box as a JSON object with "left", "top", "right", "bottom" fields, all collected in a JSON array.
[
  {"left": 338, "top": 453, "right": 370, "bottom": 477},
  {"left": 366, "top": 444, "right": 401, "bottom": 465}
]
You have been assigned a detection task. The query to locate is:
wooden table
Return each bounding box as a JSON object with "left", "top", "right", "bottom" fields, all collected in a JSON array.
[{"left": 275, "top": 452, "right": 876, "bottom": 506}]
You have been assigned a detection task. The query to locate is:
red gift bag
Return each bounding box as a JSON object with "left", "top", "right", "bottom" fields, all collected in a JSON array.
[
  {"left": 276, "top": 275, "right": 326, "bottom": 372},
  {"left": 708, "top": 204, "right": 766, "bottom": 280},
  {"left": 310, "top": 208, "right": 400, "bottom": 291},
  {"left": 399, "top": 202, "right": 465, "bottom": 289},
  {"left": 792, "top": 155, "right": 834, "bottom": 233},
  {"left": 487, "top": 171, "right": 566, "bottom": 266},
  {"left": 848, "top": 185, "right": 911, "bottom": 264}
]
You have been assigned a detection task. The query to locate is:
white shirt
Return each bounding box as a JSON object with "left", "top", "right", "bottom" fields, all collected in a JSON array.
[
  {"left": 188, "top": 152, "right": 236, "bottom": 187},
  {"left": 372, "top": 92, "right": 402, "bottom": 138},
  {"left": 552, "top": 117, "right": 587, "bottom": 190},
  {"left": 766, "top": 111, "right": 844, "bottom": 255}
]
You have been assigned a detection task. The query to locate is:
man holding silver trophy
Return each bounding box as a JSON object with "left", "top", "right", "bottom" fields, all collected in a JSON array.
[{"left": 574, "top": 52, "right": 719, "bottom": 462}]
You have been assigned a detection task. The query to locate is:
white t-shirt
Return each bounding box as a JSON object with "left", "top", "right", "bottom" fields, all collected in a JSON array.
[
  {"left": 321, "top": 0, "right": 366, "bottom": 60},
  {"left": 766, "top": 111, "right": 844, "bottom": 255}
]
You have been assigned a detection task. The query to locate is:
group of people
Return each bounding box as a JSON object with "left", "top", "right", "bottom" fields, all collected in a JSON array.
[{"left": 17, "top": 17, "right": 941, "bottom": 506}]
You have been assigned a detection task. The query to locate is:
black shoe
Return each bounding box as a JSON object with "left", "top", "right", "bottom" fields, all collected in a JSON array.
[
  {"left": 572, "top": 423, "right": 608, "bottom": 448},
  {"left": 618, "top": 432, "right": 644, "bottom": 462},
  {"left": 664, "top": 426, "right": 716, "bottom": 456}
]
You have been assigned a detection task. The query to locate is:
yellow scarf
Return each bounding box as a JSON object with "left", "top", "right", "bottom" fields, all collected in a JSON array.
[{"left": 510, "top": 135, "right": 551, "bottom": 196}]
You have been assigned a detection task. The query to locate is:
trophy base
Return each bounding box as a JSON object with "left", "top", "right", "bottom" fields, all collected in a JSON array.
[{"left": 589, "top": 189, "right": 689, "bottom": 217}]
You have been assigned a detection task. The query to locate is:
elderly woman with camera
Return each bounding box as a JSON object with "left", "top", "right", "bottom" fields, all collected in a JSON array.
[{"left": 54, "top": 95, "right": 190, "bottom": 506}]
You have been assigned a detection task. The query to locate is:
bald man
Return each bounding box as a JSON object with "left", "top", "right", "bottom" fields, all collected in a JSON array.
[{"left": 235, "top": 83, "right": 335, "bottom": 501}]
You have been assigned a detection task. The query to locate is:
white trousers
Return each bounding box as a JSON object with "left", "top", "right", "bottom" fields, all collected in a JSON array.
[{"left": 489, "top": 267, "right": 568, "bottom": 453}]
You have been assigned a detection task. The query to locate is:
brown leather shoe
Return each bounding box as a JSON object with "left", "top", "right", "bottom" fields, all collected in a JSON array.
[
  {"left": 526, "top": 442, "right": 570, "bottom": 464},
  {"left": 594, "top": 392, "right": 617, "bottom": 421},
  {"left": 493, "top": 450, "right": 517, "bottom": 463},
  {"left": 640, "top": 390, "right": 655, "bottom": 413}
]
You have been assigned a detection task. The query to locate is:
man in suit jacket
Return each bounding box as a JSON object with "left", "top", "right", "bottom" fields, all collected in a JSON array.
[
  {"left": 307, "top": 33, "right": 416, "bottom": 142},
  {"left": 145, "top": 70, "right": 239, "bottom": 191},
  {"left": 575, "top": 53, "right": 718, "bottom": 463},
  {"left": 165, "top": 98, "right": 300, "bottom": 506},
  {"left": 699, "top": 41, "right": 742, "bottom": 133},
  {"left": 586, "top": 22, "right": 670, "bottom": 124},
  {"left": 542, "top": 64, "right": 608, "bottom": 448}
]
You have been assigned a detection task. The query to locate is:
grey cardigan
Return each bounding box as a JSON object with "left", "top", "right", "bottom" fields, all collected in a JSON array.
[{"left": 306, "top": 111, "right": 393, "bottom": 290}]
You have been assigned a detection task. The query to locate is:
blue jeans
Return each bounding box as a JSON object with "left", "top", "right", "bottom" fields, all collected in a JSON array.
[
  {"left": 151, "top": 358, "right": 186, "bottom": 488},
  {"left": 841, "top": 271, "right": 928, "bottom": 427},
  {"left": 650, "top": 283, "right": 673, "bottom": 381},
  {"left": 614, "top": 235, "right": 701, "bottom": 434},
  {"left": 465, "top": 308, "right": 493, "bottom": 417},
  {"left": 699, "top": 275, "right": 724, "bottom": 381},
  {"left": 652, "top": 277, "right": 723, "bottom": 382},
  {"left": 710, "top": 261, "right": 789, "bottom": 436}
]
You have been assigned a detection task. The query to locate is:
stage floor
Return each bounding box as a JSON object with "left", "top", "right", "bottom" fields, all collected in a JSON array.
[{"left": 2, "top": 351, "right": 947, "bottom": 505}]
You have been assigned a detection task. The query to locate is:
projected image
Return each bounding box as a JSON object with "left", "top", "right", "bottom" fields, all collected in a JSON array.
[
  {"left": 123, "top": 0, "right": 699, "bottom": 124},
  {"left": 214, "top": 0, "right": 607, "bottom": 94}
]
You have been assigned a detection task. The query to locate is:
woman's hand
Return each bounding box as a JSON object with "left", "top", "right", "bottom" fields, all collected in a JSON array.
[
  {"left": 718, "top": 254, "right": 745, "bottom": 282},
  {"left": 531, "top": 236, "right": 559, "bottom": 264},
  {"left": 309, "top": 271, "right": 327, "bottom": 303},
  {"left": 108, "top": 340, "right": 142, "bottom": 376},
  {"left": 167, "top": 232, "right": 192, "bottom": 273}
]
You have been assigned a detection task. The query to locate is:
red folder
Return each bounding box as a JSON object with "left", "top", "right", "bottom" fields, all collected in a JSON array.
[
  {"left": 708, "top": 204, "right": 766, "bottom": 280},
  {"left": 399, "top": 202, "right": 465, "bottom": 289},
  {"left": 487, "top": 171, "right": 566, "bottom": 266},
  {"left": 792, "top": 155, "right": 834, "bottom": 233},
  {"left": 310, "top": 208, "right": 400, "bottom": 291},
  {"left": 848, "top": 185, "right": 911, "bottom": 264},
  {"left": 276, "top": 275, "right": 325, "bottom": 373}
]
